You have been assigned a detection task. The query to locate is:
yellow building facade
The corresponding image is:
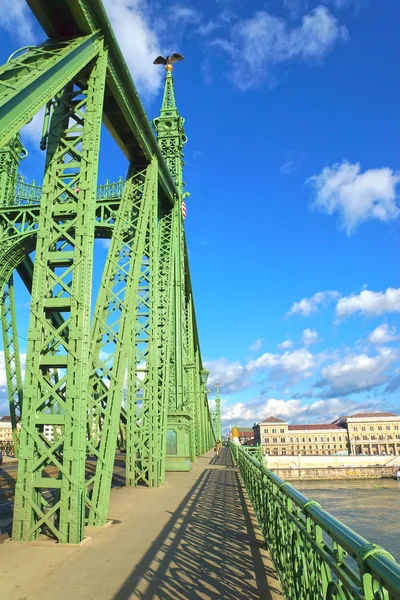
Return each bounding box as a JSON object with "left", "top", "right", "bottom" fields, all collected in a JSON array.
[{"left": 253, "top": 412, "right": 400, "bottom": 456}]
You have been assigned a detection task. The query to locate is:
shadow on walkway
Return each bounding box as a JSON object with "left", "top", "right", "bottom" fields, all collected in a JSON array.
[{"left": 113, "top": 448, "right": 282, "bottom": 600}]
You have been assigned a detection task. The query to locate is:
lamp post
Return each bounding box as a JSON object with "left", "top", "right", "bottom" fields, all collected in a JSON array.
[
  {"left": 200, "top": 368, "right": 209, "bottom": 454},
  {"left": 214, "top": 383, "right": 222, "bottom": 443}
]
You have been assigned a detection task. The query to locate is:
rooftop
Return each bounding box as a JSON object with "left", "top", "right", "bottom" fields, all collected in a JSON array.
[
  {"left": 0, "top": 415, "right": 11, "bottom": 422},
  {"left": 349, "top": 412, "right": 398, "bottom": 419},
  {"left": 257, "top": 416, "right": 287, "bottom": 424},
  {"left": 288, "top": 424, "right": 344, "bottom": 431}
]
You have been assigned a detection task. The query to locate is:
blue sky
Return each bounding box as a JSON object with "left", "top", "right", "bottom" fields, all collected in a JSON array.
[{"left": 0, "top": 0, "right": 399, "bottom": 432}]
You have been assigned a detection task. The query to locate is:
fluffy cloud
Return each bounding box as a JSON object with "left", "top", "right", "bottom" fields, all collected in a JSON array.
[
  {"left": 0, "top": 0, "right": 37, "bottom": 43},
  {"left": 102, "top": 0, "right": 163, "bottom": 96},
  {"left": 288, "top": 290, "right": 340, "bottom": 316},
  {"left": 204, "top": 357, "right": 251, "bottom": 393},
  {"left": 369, "top": 324, "right": 399, "bottom": 345},
  {"left": 336, "top": 288, "right": 400, "bottom": 318},
  {"left": 212, "top": 6, "right": 347, "bottom": 90},
  {"left": 278, "top": 339, "right": 293, "bottom": 350},
  {"left": 318, "top": 347, "right": 397, "bottom": 396},
  {"left": 247, "top": 348, "right": 315, "bottom": 382},
  {"left": 302, "top": 328, "right": 319, "bottom": 345},
  {"left": 221, "top": 396, "right": 379, "bottom": 426},
  {"left": 250, "top": 338, "right": 263, "bottom": 352},
  {"left": 308, "top": 161, "right": 400, "bottom": 233}
]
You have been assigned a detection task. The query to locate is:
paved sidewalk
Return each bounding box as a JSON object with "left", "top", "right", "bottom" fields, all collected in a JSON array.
[{"left": 0, "top": 448, "right": 283, "bottom": 600}]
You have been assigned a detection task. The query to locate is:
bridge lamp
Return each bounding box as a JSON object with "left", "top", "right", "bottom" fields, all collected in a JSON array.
[{"left": 200, "top": 369, "right": 209, "bottom": 385}]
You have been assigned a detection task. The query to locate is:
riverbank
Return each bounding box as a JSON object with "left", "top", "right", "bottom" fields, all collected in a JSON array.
[{"left": 271, "top": 465, "right": 398, "bottom": 480}]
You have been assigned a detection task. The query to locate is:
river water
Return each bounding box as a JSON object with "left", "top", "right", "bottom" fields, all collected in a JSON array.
[{"left": 295, "top": 479, "right": 400, "bottom": 562}]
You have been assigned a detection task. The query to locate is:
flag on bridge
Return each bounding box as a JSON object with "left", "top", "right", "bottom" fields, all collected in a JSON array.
[{"left": 182, "top": 200, "right": 187, "bottom": 219}]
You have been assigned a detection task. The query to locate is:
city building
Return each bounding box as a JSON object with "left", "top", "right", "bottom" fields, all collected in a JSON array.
[
  {"left": 253, "top": 412, "right": 400, "bottom": 456},
  {"left": 237, "top": 427, "right": 254, "bottom": 445},
  {"left": 0, "top": 415, "right": 15, "bottom": 446},
  {"left": 342, "top": 412, "right": 400, "bottom": 456}
]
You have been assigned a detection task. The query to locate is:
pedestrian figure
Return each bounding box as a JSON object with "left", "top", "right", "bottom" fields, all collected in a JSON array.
[{"left": 215, "top": 439, "right": 222, "bottom": 458}]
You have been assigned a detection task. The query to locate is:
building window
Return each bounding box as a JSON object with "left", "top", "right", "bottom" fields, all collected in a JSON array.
[
  {"left": 308, "top": 437, "right": 312, "bottom": 443},
  {"left": 378, "top": 426, "right": 382, "bottom": 431},
  {"left": 333, "top": 436, "right": 336, "bottom": 441},
  {"left": 296, "top": 437, "right": 299, "bottom": 443},
  {"left": 264, "top": 438, "right": 268, "bottom": 444},
  {"left": 273, "top": 437, "right": 277, "bottom": 443},
  {"left": 326, "top": 437, "right": 330, "bottom": 442},
  {"left": 353, "top": 426, "right": 358, "bottom": 431},
  {"left": 363, "top": 435, "right": 367, "bottom": 440},
  {"left": 370, "top": 426, "right": 374, "bottom": 431},
  {"left": 273, "top": 448, "right": 278, "bottom": 455},
  {"left": 280, "top": 437, "right": 285, "bottom": 443},
  {"left": 280, "top": 428, "right": 285, "bottom": 433},
  {"left": 264, "top": 429, "right": 267, "bottom": 434},
  {"left": 321, "top": 437, "right": 324, "bottom": 442},
  {"left": 314, "top": 437, "right": 318, "bottom": 442},
  {"left": 266, "top": 448, "right": 270, "bottom": 454},
  {"left": 339, "top": 436, "right": 342, "bottom": 441},
  {"left": 361, "top": 426, "right": 366, "bottom": 432},
  {"left": 386, "top": 426, "right": 391, "bottom": 431},
  {"left": 302, "top": 437, "right": 305, "bottom": 443},
  {"left": 282, "top": 448, "right": 286, "bottom": 455},
  {"left": 272, "top": 429, "right": 277, "bottom": 433},
  {"left": 371, "top": 435, "right": 376, "bottom": 440},
  {"left": 396, "top": 435, "right": 400, "bottom": 440},
  {"left": 395, "top": 426, "right": 399, "bottom": 431}
]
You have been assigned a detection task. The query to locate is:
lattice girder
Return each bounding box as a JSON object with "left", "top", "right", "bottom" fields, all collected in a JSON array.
[{"left": 12, "top": 45, "right": 107, "bottom": 544}]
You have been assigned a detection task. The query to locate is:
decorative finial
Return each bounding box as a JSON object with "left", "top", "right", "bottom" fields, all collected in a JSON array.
[{"left": 153, "top": 53, "right": 184, "bottom": 72}]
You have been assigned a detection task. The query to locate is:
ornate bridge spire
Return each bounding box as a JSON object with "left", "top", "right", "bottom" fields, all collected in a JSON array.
[{"left": 152, "top": 54, "right": 187, "bottom": 192}]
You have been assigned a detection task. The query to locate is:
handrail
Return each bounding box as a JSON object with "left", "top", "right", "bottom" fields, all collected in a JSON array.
[
  {"left": 230, "top": 441, "right": 400, "bottom": 599},
  {"left": 11, "top": 176, "right": 126, "bottom": 206}
]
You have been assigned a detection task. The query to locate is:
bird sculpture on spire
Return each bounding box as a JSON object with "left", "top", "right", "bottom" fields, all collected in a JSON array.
[{"left": 153, "top": 53, "right": 184, "bottom": 71}]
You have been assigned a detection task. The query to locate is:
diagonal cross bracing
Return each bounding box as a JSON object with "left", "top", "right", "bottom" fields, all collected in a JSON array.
[{"left": 12, "top": 45, "right": 108, "bottom": 544}]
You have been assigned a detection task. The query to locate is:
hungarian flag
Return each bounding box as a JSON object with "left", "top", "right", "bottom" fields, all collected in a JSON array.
[{"left": 181, "top": 200, "right": 187, "bottom": 219}]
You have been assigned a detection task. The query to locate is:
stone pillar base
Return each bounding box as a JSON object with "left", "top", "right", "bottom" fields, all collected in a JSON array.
[{"left": 165, "top": 412, "right": 192, "bottom": 472}]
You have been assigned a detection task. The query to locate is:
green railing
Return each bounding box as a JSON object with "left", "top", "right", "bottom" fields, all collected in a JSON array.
[
  {"left": 230, "top": 442, "right": 400, "bottom": 600},
  {"left": 11, "top": 176, "right": 126, "bottom": 205}
]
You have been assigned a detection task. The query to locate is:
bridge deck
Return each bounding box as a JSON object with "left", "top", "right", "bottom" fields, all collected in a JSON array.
[{"left": 0, "top": 449, "right": 282, "bottom": 600}]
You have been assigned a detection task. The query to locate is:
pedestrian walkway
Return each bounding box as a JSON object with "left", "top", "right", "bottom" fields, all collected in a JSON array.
[{"left": 0, "top": 448, "right": 282, "bottom": 600}]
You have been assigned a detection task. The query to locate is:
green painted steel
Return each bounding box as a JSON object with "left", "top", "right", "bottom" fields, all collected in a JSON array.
[
  {"left": 231, "top": 442, "right": 400, "bottom": 600},
  {"left": 1, "top": 276, "right": 23, "bottom": 453},
  {"left": 27, "top": 0, "right": 177, "bottom": 204},
  {"left": 0, "top": 0, "right": 215, "bottom": 544},
  {"left": 86, "top": 160, "right": 158, "bottom": 524},
  {"left": 0, "top": 34, "right": 103, "bottom": 150},
  {"left": 12, "top": 45, "right": 108, "bottom": 543}
]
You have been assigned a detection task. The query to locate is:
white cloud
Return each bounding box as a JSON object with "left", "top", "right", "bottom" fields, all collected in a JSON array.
[
  {"left": 250, "top": 338, "right": 263, "bottom": 352},
  {"left": 0, "top": 0, "right": 37, "bottom": 43},
  {"left": 278, "top": 339, "right": 293, "bottom": 350},
  {"left": 302, "top": 328, "right": 319, "bottom": 345},
  {"left": 319, "top": 347, "right": 397, "bottom": 396},
  {"left": 221, "top": 396, "right": 377, "bottom": 425},
  {"left": 102, "top": 0, "right": 163, "bottom": 96},
  {"left": 336, "top": 288, "right": 400, "bottom": 318},
  {"left": 214, "top": 6, "right": 347, "bottom": 90},
  {"left": 308, "top": 161, "right": 400, "bottom": 234},
  {"left": 204, "top": 357, "right": 250, "bottom": 393},
  {"left": 280, "top": 160, "right": 297, "bottom": 174},
  {"left": 20, "top": 106, "right": 45, "bottom": 149},
  {"left": 247, "top": 348, "right": 315, "bottom": 382},
  {"left": 169, "top": 5, "right": 202, "bottom": 25},
  {"left": 368, "top": 324, "right": 399, "bottom": 345},
  {"left": 288, "top": 290, "right": 340, "bottom": 316}
]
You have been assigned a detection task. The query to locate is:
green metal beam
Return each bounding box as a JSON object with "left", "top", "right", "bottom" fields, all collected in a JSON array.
[
  {"left": 26, "top": 0, "right": 177, "bottom": 205},
  {"left": 12, "top": 45, "right": 107, "bottom": 543},
  {"left": 0, "top": 33, "right": 102, "bottom": 150}
]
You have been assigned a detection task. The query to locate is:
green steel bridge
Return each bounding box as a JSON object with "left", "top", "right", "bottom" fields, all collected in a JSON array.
[{"left": 0, "top": 2, "right": 400, "bottom": 598}]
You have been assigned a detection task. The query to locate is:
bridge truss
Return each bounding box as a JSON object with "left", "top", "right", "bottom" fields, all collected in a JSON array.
[{"left": 0, "top": 0, "right": 217, "bottom": 543}]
